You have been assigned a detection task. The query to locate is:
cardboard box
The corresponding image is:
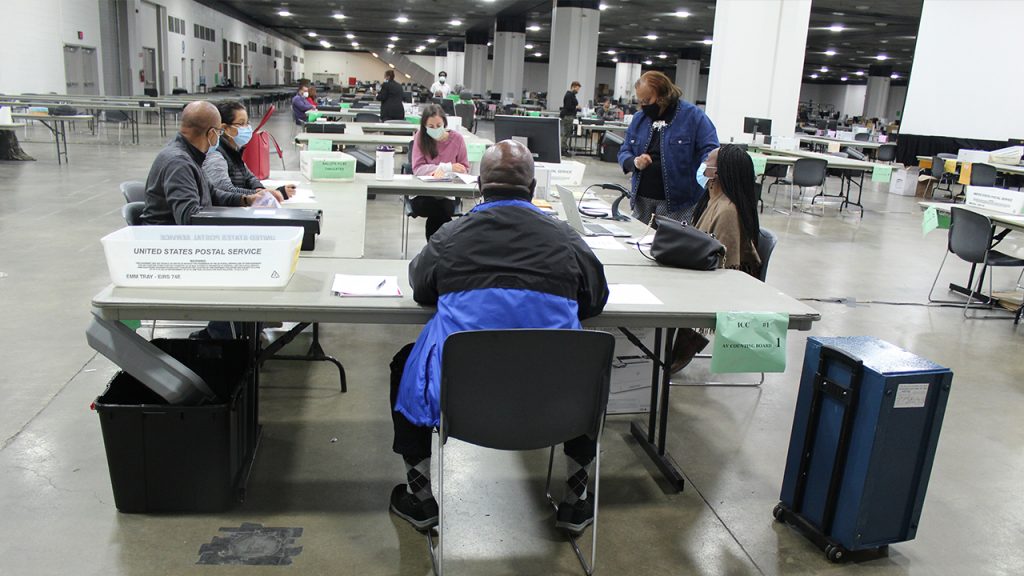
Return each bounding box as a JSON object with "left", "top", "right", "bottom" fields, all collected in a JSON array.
[
  {"left": 594, "top": 327, "right": 654, "bottom": 414},
  {"left": 536, "top": 160, "right": 586, "bottom": 186},
  {"left": 889, "top": 167, "right": 919, "bottom": 196},
  {"left": 957, "top": 149, "right": 991, "bottom": 164},
  {"left": 299, "top": 150, "right": 356, "bottom": 181},
  {"left": 965, "top": 185, "right": 1024, "bottom": 214}
]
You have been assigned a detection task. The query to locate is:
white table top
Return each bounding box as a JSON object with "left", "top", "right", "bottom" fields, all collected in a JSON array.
[
  {"left": 12, "top": 113, "right": 93, "bottom": 121},
  {"left": 918, "top": 201, "right": 1024, "bottom": 233},
  {"left": 295, "top": 131, "right": 493, "bottom": 148},
  {"left": 750, "top": 145, "right": 880, "bottom": 171},
  {"left": 800, "top": 135, "right": 885, "bottom": 149},
  {"left": 916, "top": 156, "right": 1024, "bottom": 175},
  {"left": 91, "top": 258, "right": 820, "bottom": 330},
  {"left": 266, "top": 170, "right": 367, "bottom": 259}
]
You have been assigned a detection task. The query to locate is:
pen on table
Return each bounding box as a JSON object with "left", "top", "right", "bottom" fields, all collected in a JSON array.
[{"left": 377, "top": 279, "right": 387, "bottom": 290}]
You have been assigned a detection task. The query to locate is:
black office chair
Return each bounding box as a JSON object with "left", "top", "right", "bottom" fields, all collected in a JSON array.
[
  {"left": 756, "top": 227, "right": 778, "bottom": 283},
  {"left": 770, "top": 158, "right": 828, "bottom": 212},
  {"left": 928, "top": 155, "right": 958, "bottom": 199},
  {"left": 928, "top": 207, "right": 1024, "bottom": 318},
  {"left": 432, "top": 329, "right": 614, "bottom": 576},
  {"left": 453, "top": 103, "right": 476, "bottom": 133},
  {"left": 876, "top": 144, "right": 896, "bottom": 163},
  {"left": 970, "top": 163, "right": 998, "bottom": 187},
  {"left": 854, "top": 132, "right": 870, "bottom": 142},
  {"left": 120, "top": 180, "right": 146, "bottom": 203},
  {"left": 759, "top": 164, "right": 790, "bottom": 213},
  {"left": 99, "top": 111, "right": 133, "bottom": 144},
  {"left": 354, "top": 112, "right": 381, "bottom": 123},
  {"left": 121, "top": 202, "right": 145, "bottom": 226}
]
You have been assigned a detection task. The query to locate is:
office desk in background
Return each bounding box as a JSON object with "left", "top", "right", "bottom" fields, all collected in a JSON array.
[{"left": 11, "top": 113, "right": 95, "bottom": 164}]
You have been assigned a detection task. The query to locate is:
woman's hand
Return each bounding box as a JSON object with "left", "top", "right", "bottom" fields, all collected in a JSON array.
[
  {"left": 431, "top": 168, "right": 446, "bottom": 178},
  {"left": 633, "top": 154, "right": 653, "bottom": 170},
  {"left": 451, "top": 163, "right": 468, "bottom": 174}
]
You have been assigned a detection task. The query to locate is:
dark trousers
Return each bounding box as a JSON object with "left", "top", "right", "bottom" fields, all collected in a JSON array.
[
  {"left": 390, "top": 343, "right": 597, "bottom": 460},
  {"left": 408, "top": 196, "right": 458, "bottom": 240}
]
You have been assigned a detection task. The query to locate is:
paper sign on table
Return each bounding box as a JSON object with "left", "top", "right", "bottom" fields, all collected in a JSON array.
[
  {"left": 583, "top": 236, "right": 626, "bottom": 251},
  {"left": 331, "top": 275, "right": 402, "bottom": 297},
  {"left": 711, "top": 312, "right": 789, "bottom": 373},
  {"left": 922, "top": 206, "right": 939, "bottom": 236},
  {"left": 872, "top": 164, "right": 893, "bottom": 183},
  {"left": 827, "top": 141, "right": 841, "bottom": 153},
  {"left": 607, "top": 284, "right": 663, "bottom": 306},
  {"left": 467, "top": 142, "right": 487, "bottom": 162},
  {"left": 957, "top": 163, "right": 972, "bottom": 185},
  {"left": 307, "top": 138, "right": 333, "bottom": 152},
  {"left": 750, "top": 154, "right": 767, "bottom": 177}
]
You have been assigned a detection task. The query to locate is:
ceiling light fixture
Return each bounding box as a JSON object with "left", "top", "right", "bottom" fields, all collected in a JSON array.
[
  {"left": 426, "top": 38, "right": 436, "bottom": 43},
  {"left": 525, "top": 44, "right": 534, "bottom": 49},
  {"left": 346, "top": 33, "right": 354, "bottom": 39},
  {"left": 820, "top": 66, "right": 829, "bottom": 72},
  {"left": 841, "top": 76, "right": 848, "bottom": 81},
  {"left": 319, "top": 40, "right": 331, "bottom": 48},
  {"left": 332, "top": 13, "right": 345, "bottom": 20},
  {"left": 387, "top": 43, "right": 395, "bottom": 49},
  {"left": 876, "top": 54, "right": 888, "bottom": 60},
  {"left": 855, "top": 70, "right": 864, "bottom": 76},
  {"left": 527, "top": 25, "right": 541, "bottom": 31},
  {"left": 308, "top": 32, "right": 317, "bottom": 37},
  {"left": 825, "top": 49, "right": 836, "bottom": 56},
  {"left": 702, "top": 38, "right": 713, "bottom": 45},
  {"left": 643, "top": 59, "right": 653, "bottom": 65},
  {"left": 599, "top": 3, "right": 608, "bottom": 10},
  {"left": 389, "top": 63, "right": 395, "bottom": 68},
  {"left": 534, "top": 52, "right": 542, "bottom": 57},
  {"left": 828, "top": 24, "right": 844, "bottom": 32},
  {"left": 371, "top": 52, "right": 378, "bottom": 58},
  {"left": 396, "top": 16, "right": 409, "bottom": 23},
  {"left": 890, "top": 72, "right": 899, "bottom": 79},
  {"left": 277, "top": 10, "right": 291, "bottom": 17},
  {"left": 351, "top": 41, "right": 359, "bottom": 47},
  {"left": 645, "top": 34, "right": 658, "bottom": 40},
  {"left": 450, "top": 19, "right": 462, "bottom": 26},
  {"left": 404, "top": 73, "right": 411, "bottom": 78},
  {"left": 810, "top": 73, "right": 818, "bottom": 79},
  {"left": 674, "top": 10, "right": 690, "bottom": 18},
  {"left": 607, "top": 49, "right": 616, "bottom": 55},
  {"left": 612, "top": 57, "right": 618, "bottom": 62},
  {"left": 657, "top": 53, "right": 667, "bottom": 59},
  {"left": 414, "top": 46, "right": 424, "bottom": 52},
  {"left": 390, "top": 36, "right": 399, "bottom": 42}
]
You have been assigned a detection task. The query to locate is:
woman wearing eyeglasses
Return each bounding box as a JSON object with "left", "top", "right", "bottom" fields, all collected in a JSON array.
[{"left": 203, "top": 100, "right": 294, "bottom": 202}]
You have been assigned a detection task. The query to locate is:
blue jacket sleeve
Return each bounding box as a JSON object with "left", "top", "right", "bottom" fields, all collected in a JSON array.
[
  {"left": 617, "top": 116, "right": 641, "bottom": 174},
  {"left": 695, "top": 112, "right": 720, "bottom": 163}
]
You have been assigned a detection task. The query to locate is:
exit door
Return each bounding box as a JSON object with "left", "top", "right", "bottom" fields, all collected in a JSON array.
[{"left": 64, "top": 45, "right": 100, "bottom": 95}]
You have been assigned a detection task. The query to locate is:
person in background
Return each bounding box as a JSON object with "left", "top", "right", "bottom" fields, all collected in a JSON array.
[
  {"left": 560, "top": 81, "right": 582, "bottom": 154},
  {"left": 671, "top": 144, "right": 762, "bottom": 373},
  {"left": 598, "top": 98, "right": 619, "bottom": 122},
  {"left": 388, "top": 139, "right": 609, "bottom": 535},
  {"left": 203, "top": 100, "right": 293, "bottom": 201},
  {"left": 377, "top": 69, "right": 406, "bottom": 122},
  {"left": 430, "top": 71, "right": 451, "bottom": 98},
  {"left": 409, "top": 104, "right": 468, "bottom": 240},
  {"left": 618, "top": 71, "right": 719, "bottom": 224},
  {"left": 291, "top": 82, "right": 315, "bottom": 126},
  {"left": 141, "top": 101, "right": 268, "bottom": 226},
  {"left": 306, "top": 85, "right": 319, "bottom": 108}
]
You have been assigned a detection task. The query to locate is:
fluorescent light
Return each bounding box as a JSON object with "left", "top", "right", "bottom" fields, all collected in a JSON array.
[
  {"left": 390, "top": 36, "right": 399, "bottom": 41},
  {"left": 824, "top": 49, "right": 836, "bottom": 56},
  {"left": 606, "top": 49, "right": 616, "bottom": 55},
  {"left": 828, "top": 24, "right": 844, "bottom": 32},
  {"left": 876, "top": 54, "right": 888, "bottom": 61},
  {"left": 524, "top": 44, "right": 534, "bottom": 49},
  {"left": 332, "top": 13, "right": 345, "bottom": 20},
  {"left": 414, "top": 46, "right": 424, "bottom": 52},
  {"left": 449, "top": 19, "right": 462, "bottom": 26},
  {"left": 657, "top": 54, "right": 667, "bottom": 59},
  {"left": 487, "top": 42, "right": 492, "bottom": 47},
  {"left": 820, "top": 66, "right": 829, "bottom": 72},
  {"left": 277, "top": 10, "right": 291, "bottom": 17},
  {"left": 527, "top": 25, "right": 541, "bottom": 32},
  {"left": 534, "top": 52, "right": 542, "bottom": 57},
  {"left": 645, "top": 34, "right": 658, "bottom": 40},
  {"left": 599, "top": 3, "right": 608, "bottom": 10},
  {"left": 388, "top": 63, "right": 395, "bottom": 68},
  {"left": 371, "top": 52, "right": 378, "bottom": 58},
  {"left": 346, "top": 33, "right": 354, "bottom": 39},
  {"left": 404, "top": 73, "right": 411, "bottom": 78},
  {"left": 702, "top": 38, "right": 713, "bottom": 45},
  {"left": 855, "top": 70, "right": 864, "bottom": 76},
  {"left": 643, "top": 59, "right": 653, "bottom": 65},
  {"left": 351, "top": 41, "right": 359, "bottom": 47},
  {"left": 426, "top": 38, "right": 436, "bottom": 44},
  {"left": 319, "top": 40, "right": 331, "bottom": 48},
  {"left": 810, "top": 73, "right": 818, "bottom": 79},
  {"left": 674, "top": 10, "right": 690, "bottom": 18},
  {"left": 890, "top": 72, "right": 899, "bottom": 79},
  {"left": 612, "top": 57, "right": 618, "bottom": 62},
  {"left": 307, "top": 32, "right": 317, "bottom": 37},
  {"left": 396, "top": 16, "right": 409, "bottom": 23},
  {"left": 387, "top": 43, "right": 395, "bottom": 49},
  {"left": 841, "top": 76, "right": 848, "bottom": 81}
]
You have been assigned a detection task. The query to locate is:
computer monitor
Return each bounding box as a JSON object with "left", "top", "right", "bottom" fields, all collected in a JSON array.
[
  {"left": 827, "top": 120, "right": 838, "bottom": 130},
  {"left": 816, "top": 119, "right": 828, "bottom": 130},
  {"left": 743, "top": 117, "right": 772, "bottom": 135},
  {"left": 494, "top": 115, "right": 562, "bottom": 163}
]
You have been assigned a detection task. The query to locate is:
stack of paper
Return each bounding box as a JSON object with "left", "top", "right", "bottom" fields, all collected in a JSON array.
[
  {"left": 331, "top": 275, "right": 403, "bottom": 297},
  {"left": 282, "top": 188, "right": 316, "bottom": 204}
]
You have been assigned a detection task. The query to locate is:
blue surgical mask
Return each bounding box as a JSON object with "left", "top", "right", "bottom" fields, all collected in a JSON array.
[
  {"left": 426, "top": 126, "right": 446, "bottom": 140},
  {"left": 233, "top": 125, "right": 253, "bottom": 148},
  {"left": 207, "top": 130, "right": 220, "bottom": 154},
  {"left": 695, "top": 162, "right": 709, "bottom": 189}
]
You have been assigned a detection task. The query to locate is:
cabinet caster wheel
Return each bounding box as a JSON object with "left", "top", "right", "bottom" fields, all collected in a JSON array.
[
  {"left": 826, "top": 545, "right": 844, "bottom": 563},
  {"left": 772, "top": 504, "right": 784, "bottom": 521}
]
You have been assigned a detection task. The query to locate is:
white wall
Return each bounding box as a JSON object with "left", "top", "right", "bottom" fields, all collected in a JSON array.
[
  {"left": 304, "top": 51, "right": 392, "bottom": 85},
  {"left": 0, "top": 0, "right": 105, "bottom": 94},
  {"left": 407, "top": 55, "right": 436, "bottom": 75},
  {"left": 886, "top": 85, "right": 907, "bottom": 122},
  {"left": 902, "top": 0, "right": 1024, "bottom": 140}
]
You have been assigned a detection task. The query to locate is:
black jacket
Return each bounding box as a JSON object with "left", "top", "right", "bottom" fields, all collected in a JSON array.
[
  {"left": 141, "top": 133, "right": 242, "bottom": 225},
  {"left": 561, "top": 90, "right": 579, "bottom": 118},
  {"left": 376, "top": 79, "right": 406, "bottom": 121}
]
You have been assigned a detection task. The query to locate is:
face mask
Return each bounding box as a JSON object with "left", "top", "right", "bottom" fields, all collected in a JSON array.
[
  {"left": 438, "top": 77, "right": 446, "bottom": 84},
  {"left": 301, "top": 91, "right": 309, "bottom": 98},
  {"left": 642, "top": 103, "right": 661, "bottom": 118},
  {"left": 232, "top": 125, "right": 253, "bottom": 148},
  {"left": 695, "top": 162, "right": 709, "bottom": 189},
  {"left": 426, "top": 126, "right": 446, "bottom": 140},
  {"left": 207, "top": 130, "right": 220, "bottom": 154}
]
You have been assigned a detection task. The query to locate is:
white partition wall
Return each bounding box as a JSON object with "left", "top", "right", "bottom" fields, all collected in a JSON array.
[{"left": 705, "top": 0, "right": 811, "bottom": 142}]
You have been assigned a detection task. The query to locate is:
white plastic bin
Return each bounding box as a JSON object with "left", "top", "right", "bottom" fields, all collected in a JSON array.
[{"left": 101, "top": 225, "right": 302, "bottom": 288}]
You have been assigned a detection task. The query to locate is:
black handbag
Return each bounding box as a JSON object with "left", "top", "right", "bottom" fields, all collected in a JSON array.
[{"left": 640, "top": 215, "right": 725, "bottom": 270}]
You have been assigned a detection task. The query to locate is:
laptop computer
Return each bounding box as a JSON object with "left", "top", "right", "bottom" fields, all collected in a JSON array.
[{"left": 555, "top": 185, "right": 630, "bottom": 237}]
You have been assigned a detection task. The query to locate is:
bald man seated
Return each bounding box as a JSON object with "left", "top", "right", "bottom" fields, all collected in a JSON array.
[
  {"left": 388, "top": 140, "right": 610, "bottom": 535},
  {"left": 141, "top": 100, "right": 267, "bottom": 225}
]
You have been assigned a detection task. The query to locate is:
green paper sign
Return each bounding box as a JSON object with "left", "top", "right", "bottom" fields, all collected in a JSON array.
[
  {"left": 922, "top": 206, "right": 939, "bottom": 236},
  {"left": 872, "top": 164, "right": 893, "bottom": 182},
  {"left": 406, "top": 115, "right": 421, "bottom": 124},
  {"left": 310, "top": 157, "right": 355, "bottom": 180},
  {"left": 307, "top": 138, "right": 333, "bottom": 152},
  {"left": 339, "top": 103, "right": 351, "bottom": 109},
  {"left": 467, "top": 142, "right": 487, "bottom": 162},
  {"left": 750, "top": 154, "right": 767, "bottom": 177},
  {"left": 710, "top": 312, "right": 789, "bottom": 373},
  {"left": 120, "top": 319, "right": 142, "bottom": 330},
  {"left": 528, "top": 111, "right": 541, "bottom": 117},
  {"left": 938, "top": 212, "right": 950, "bottom": 229},
  {"left": 306, "top": 110, "right": 323, "bottom": 122}
]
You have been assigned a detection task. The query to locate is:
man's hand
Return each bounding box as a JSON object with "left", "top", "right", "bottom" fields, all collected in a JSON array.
[
  {"left": 451, "top": 163, "right": 468, "bottom": 174},
  {"left": 259, "top": 188, "right": 284, "bottom": 203},
  {"left": 281, "top": 184, "right": 297, "bottom": 199},
  {"left": 633, "top": 154, "right": 653, "bottom": 170}
]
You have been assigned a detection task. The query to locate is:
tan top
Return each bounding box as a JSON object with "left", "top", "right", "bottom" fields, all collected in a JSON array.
[{"left": 694, "top": 187, "right": 761, "bottom": 277}]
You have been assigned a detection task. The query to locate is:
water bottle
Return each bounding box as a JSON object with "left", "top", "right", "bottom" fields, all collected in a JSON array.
[{"left": 376, "top": 145, "right": 394, "bottom": 181}]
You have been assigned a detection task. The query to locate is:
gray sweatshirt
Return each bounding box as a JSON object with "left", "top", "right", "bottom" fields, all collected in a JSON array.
[{"left": 140, "top": 133, "right": 243, "bottom": 225}]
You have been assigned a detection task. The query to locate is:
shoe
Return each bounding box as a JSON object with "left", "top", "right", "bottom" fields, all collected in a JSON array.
[
  {"left": 555, "top": 496, "right": 594, "bottom": 535},
  {"left": 389, "top": 484, "right": 438, "bottom": 531},
  {"left": 670, "top": 329, "right": 709, "bottom": 374}
]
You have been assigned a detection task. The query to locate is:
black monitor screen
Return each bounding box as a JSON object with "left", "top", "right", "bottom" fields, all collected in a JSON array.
[
  {"left": 827, "top": 120, "right": 838, "bottom": 130},
  {"left": 816, "top": 119, "right": 828, "bottom": 129},
  {"left": 743, "top": 116, "right": 772, "bottom": 135},
  {"left": 494, "top": 115, "right": 561, "bottom": 163}
]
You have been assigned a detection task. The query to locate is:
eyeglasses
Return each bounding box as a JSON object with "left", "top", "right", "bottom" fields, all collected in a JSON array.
[
  {"left": 209, "top": 127, "right": 225, "bottom": 136},
  {"left": 230, "top": 123, "right": 251, "bottom": 129}
]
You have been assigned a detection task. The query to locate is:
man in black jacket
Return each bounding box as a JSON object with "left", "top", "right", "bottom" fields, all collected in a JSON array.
[
  {"left": 388, "top": 140, "right": 609, "bottom": 535},
  {"left": 141, "top": 101, "right": 265, "bottom": 225},
  {"left": 376, "top": 69, "right": 406, "bottom": 121},
  {"left": 560, "top": 81, "right": 582, "bottom": 155}
]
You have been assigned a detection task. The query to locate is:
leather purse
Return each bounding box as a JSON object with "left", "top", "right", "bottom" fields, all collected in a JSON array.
[{"left": 641, "top": 215, "right": 725, "bottom": 271}]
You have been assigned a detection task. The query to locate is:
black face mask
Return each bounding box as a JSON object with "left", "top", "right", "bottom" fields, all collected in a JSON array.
[{"left": 642, "top": 103, "right": 661, "bottom": 118}]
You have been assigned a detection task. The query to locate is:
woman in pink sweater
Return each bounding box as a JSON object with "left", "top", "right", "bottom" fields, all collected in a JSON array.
[{"left": 411, "top": 104, "right": 469, "bottom": 239}]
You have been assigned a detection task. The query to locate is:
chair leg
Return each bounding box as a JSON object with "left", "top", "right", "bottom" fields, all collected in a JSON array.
[
  {"left": 544, "top": 445, "right": 596, "bottom": 576},
  {"left": 435, "top": 416, "right": 445, "bottom": 576},
  {"left": 927, "top": 250, "right": 952, "bottom": 303}
]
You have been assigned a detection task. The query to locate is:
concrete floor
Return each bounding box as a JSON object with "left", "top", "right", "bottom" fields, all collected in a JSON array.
[{"left": 0, "top": 112, "right": 1022, "bottom": 576}]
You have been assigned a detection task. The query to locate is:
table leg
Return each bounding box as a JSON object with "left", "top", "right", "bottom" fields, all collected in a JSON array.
[
  {"left": 59, "top": 120, "right": 69, "bottom": 164},
  {"left": 258, "top": 322, "right": 347, "bottom": 392},
  {"left": 628, "top": 326, "right": 686, "bottom": 492}
]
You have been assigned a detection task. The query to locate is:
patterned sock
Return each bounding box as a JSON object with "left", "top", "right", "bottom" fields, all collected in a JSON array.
[
  {"left": 403, "top": 456, "right": 433, "bottom": 502},
  {"left": 565, "top": 455, "right": 593, "bottom": 504}
]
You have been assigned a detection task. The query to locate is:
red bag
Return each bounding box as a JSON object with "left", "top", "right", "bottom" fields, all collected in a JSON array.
[{"left": 242, "top": 105, "right": 284, "bottom": 180}]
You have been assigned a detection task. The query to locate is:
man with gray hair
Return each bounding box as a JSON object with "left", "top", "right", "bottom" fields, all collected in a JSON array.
[{"left": 388, "top": 139, "right": 609, "bottom": 535}]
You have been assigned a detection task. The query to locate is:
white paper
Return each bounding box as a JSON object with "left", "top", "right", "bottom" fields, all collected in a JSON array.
[
  {"left": 252, "top": 209, "right": 277, "bottom": 216},
  {"left": 625, "top": 233, "right": 655, "bottom": 247},
  {"left": 261, "top": 179, "right": 300, "bottom": 189},
  {"left": 453, "top": 173, "right": 478, "bottom": 184},
  {"left": 893, "top": 383, "right": 929, "bottom": 409},
  {"left": 584, "top": 236, "right": 626, "bottom": 251},
  {"left": 393, "top": 174, "right": 414, "bottom": 180},
  {"left": 607, "top": 284, "right": 663, "bottom": 305},
  {"left": 282, "top": 187, "right": 316, "bottom": 204},
  {"left": 417, "top": 175, "right": 454, "bottom": 182},
  {"left": 331, "top": 274, "right": 403, "bottom": 297}
]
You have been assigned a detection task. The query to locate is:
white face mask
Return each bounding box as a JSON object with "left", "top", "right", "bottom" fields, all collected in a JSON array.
[
  {"left": 438, "top": 77, "right": 446, "bottom": 84},
  {"left": 301, "top": 91, "right": 308, "bottom": 97},
  {"left": 426, "top": 126, "right": 446, "bottom": 140}
]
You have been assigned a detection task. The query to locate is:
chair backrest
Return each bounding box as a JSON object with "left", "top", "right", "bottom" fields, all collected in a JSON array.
[
  {"left": 970, "top": 163, "right": 998, "bottom": 187},
  {"left": 439, "top": 99, "right": 456, "bottom": 116},
  {"left": 355, "top": 112, "right": 381, "bottom": 123},
  {"left": 930, "top": 155, "right": 947, "bottom": 178},
  {"left": 120, "top": 180, "right": 146, "bottom": 203},
  {"left": 104, "top": 110, "right": 132, "bottom": 123},
  {"left": 122, "top": 201, "right": 145, "bottom": 226},
  {"left": 854, "top": 132, "right": 870, "bottom": 142},
  {"left": 792, "top": 158, "right": 828, "bottom": 187},
  {"left": 454, "top": 103, "right": 474, "bottom": 130},
  {"left": 949, "top": 207, "right": 993, "bottom": 264},
  {"left": 440, "top": 329, "right": 615, "bottom": 451},
  {"left": 756, "top": 228, "right": 778, "bottom": 282},
  {"left": 877, "top": 144, "right": 896, "bottom": 162}
]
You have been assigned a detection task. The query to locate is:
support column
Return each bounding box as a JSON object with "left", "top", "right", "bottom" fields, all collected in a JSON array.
[
  {"left": 613, "top": 55, "right": 642, "bottom": 102},
  {"left": 492, "top": 15, "right": 526, "bottom": 102},
  {"left": 705, "top": 0, "right": 811, "bottom": 142},
  {"left": 545, "top": 0, "right": 600, "bottom": 111},
  {"left": 434, "top": 47, "right": 447, "bottom": 82},
  {"left": 463, "top": 29, "right": 489, "bottom": 96},
  {"left": 675, "top": 47, "right": 702, "bottom": 104},
  {"left": 863, "top": 65, "right": 891, "bottom": 121},
  {"left": 446, "top": 40, "right": 465, "bottom": 91}
]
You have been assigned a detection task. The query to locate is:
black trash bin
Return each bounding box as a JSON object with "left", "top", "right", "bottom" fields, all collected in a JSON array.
[
  {"left": 94, "top": 339, "right": 256, "bottom": 513},
  {"left": 601, "top": 131, "right": 624, "bottom": 163}
]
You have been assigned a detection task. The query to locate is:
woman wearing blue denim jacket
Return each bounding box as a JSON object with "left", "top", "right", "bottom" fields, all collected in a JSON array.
[{"left": 617, "top": 71, "right": 720, "bottom": 223}]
